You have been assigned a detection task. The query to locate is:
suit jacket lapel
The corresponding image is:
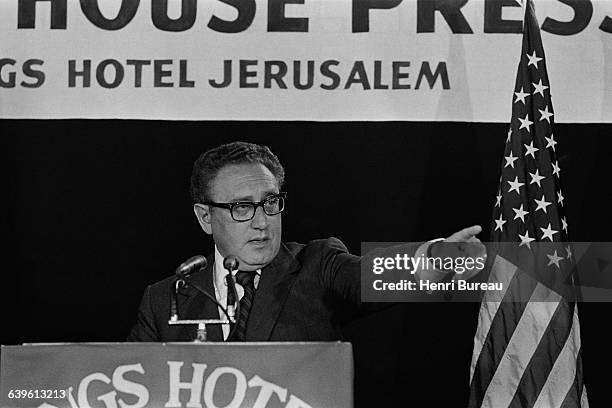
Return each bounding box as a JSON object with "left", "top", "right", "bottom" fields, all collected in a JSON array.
[
  {"left": 176, "top": 254, "right": 224, "bottom": 341},
  {"left": 246, "top": 243, "right": 301, "bottom": 341}
]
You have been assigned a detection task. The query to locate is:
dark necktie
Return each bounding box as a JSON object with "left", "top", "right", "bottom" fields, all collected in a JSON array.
[{"left": 229, "top": 271, "right": 257, "bottom": 341}]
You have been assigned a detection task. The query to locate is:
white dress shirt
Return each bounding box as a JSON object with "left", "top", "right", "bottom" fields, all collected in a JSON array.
[{"left": 213, "top": 246, "right": 260, "bottom": 340}]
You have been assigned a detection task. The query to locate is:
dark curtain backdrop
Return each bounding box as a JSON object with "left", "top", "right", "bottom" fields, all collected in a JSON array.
[{"left": 3, "top": 120, "right": 610, "bottom": 407}]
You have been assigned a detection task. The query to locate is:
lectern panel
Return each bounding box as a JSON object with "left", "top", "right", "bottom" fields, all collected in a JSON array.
[{"left": 0, "top": 342, "right": 353, "bottom": 408}]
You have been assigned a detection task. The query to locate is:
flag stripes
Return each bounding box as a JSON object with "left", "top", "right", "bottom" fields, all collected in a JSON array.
[
  {"left": 470, "top": 256, "right": 518, "bottom": 380},
  {"left": 533, "top": 307, "right": 583, "bottom": 408},
  {"left": 469, "top": 269, "right": 539, "bottom": 407},
  {"left": 507, "top": 298, "right": 572, "bottom": 408},
  {"left": 479, "top": 284, "right": 560, "bottom": 407}
]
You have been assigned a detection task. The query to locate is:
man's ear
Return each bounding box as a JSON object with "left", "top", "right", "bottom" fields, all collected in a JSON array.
[{"left": 193, "top": 204, "right": 213, "bottom": 235}]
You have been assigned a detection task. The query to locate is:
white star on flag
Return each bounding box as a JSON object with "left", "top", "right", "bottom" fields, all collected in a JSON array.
[
  {"left": 518, "top": 231, "right": 536, "bottom": 249},
  {"left": 540, "top": 223, "right": 558, "bottom": 241},
  {"left": 557, "top": 190, "right": 565, "bottom": 206},
  {"left": 539, "top": 106, "right": 554, "bottom": 123},
  {"left": 547, "top": 250, "right": 564, "bottom": 268},
  {"left": 495, "top": 192, "right": 502, "bottom": 207},
  {"left": 513, "top": 204, "right": 529, "bottom": 222},
  {"left": 529, "top": 169, "right": 545, "bottom": 187},
  {"left": 566, "top": 245, "right": 573, "bottom": 260},
  {"left": 545, "top": 134, "right": 557, "bottom": 151},
  {"left": 514, "top": 87, "right": 529, "bottom": 104},
  {"left": 505, "top": 151, "right": 518, "bottom": 168},
  {"left": 518, "top": 115, "right": 533, "bottom": 132},
  {"left": 524, "top": 141, "right": 539, "bottom": 158},
  {"left": 552, "top": 161, "right": 561, "bottom": 177},
  {"left": 508, "top": 176, "right": 525, "bottom": 195},
  {"left": 526, "top": 50, "right": 543, "bottom": 68},
  {"left": 507, "top": 128, "right": 512, "bottom": 143},
  {"left": 532, "top": 79, "right": 549, "bottom": 97},
  {"left": 562, "top": 217, "right": 568, "bottom": 232},
  {"left": 494, "top": 214, "right": 507, "bottom": 232},
  {"left": 534, "top": 194, "right": 552, "bottom": 213}
]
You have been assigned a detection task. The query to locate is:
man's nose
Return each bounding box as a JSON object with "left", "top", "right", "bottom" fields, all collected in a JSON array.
[{"left": 250, "top": 205, "right": 268, "bottom": 229}]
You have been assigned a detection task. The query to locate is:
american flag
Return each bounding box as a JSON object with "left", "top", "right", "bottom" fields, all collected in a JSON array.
[{"left": 467, "top": 1, "right": 588, "bottom": 407}]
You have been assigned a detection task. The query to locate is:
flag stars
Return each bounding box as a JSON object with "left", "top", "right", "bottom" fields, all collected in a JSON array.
[
  {"left": 507, "top": 128, "right": 513, "bottom": 143},
  {"left": 534, "top": 194, "right": 552, "bottom": 213},
  {"left": 529, "top": 169, "right": 545, "bottom": 187},
  {"left": 566, "top": 245, "right": 573, "bottom": 261},
  {"left": 505, "top": 151, "right": 518, "bottom": 168},
  {"left": 532, "top": 79, "right": 549, "bottom": 97},
  {"left": 545, "top": 134, "right": 557, "bottom": 152},
  {"left": 540, "top": 223, "right": 559, "bottom": 241},
  {"left": 519, "top": 231, "right": 535, "bottom": 249},
  {"left": 547, "top": 250, "right": 564, "bottom": 268},
  {"left": 557, "top": 190, "right": 565, "bottom": 206},
  {"left": 552, "top": 161, "right": 561, "bottom": 177},
  {"left": 508, "top": 176, "right": 525, "bottom": 195},
  {"left": 524, "top": 141, "right": 539, "bottom": 158},
  {"left": 494, "top": 213, "right": 507, "bottom": 232},
  {"left": 495, "top": 192, "right": 502, "bottom": 207},
  {"left": 513, "top": 204, "right": 529, "bottom": 222},
  {"left": 561, "top": 217, "right": 568, "bottom": 233},
  {"left": 514, "top": 87, "right": 529, "bottom": 105},
  {"left": 538, "top": 106, "right": 554, "bottom": 123},
  {"left": 526, "top": 50, "right": 543, "bottom": 68},
  {"left": 518, "top": 115, "right": 534, "bottom": 132}
]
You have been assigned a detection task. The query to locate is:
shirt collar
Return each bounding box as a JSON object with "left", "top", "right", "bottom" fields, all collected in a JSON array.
[{"left": 213, "top": 246, "right": 226, "bottom": 294}]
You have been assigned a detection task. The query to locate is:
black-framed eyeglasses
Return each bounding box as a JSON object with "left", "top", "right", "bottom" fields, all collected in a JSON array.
[{"left": 202, "top": 192, "right": 287, "bottom": 222}]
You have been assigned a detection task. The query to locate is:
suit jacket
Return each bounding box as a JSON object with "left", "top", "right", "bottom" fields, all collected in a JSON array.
[{"left": 127, "top": 238, "right": 368, "bottom": 342}]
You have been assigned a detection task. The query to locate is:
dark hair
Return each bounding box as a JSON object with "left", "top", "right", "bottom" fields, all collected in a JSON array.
[{"left": 190, "top": 141, "right": 285, "bottom": 204}]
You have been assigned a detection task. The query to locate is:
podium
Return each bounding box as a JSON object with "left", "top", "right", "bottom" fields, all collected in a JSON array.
[{"left": 0, "top": 342, "right": 353, "bottom": 408}]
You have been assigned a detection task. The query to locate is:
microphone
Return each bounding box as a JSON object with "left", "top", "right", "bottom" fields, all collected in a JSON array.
[
  {"left": 175, "top": 255, "right": 207, "bottom": 278},
  {"left": 170, "top": 254, "right": 232, "bottom": 325},
  {"left": 224, "top": 256, "right": 240, "bottom": 324},
  {"left": 223, "top": 256, "right": 239, "bottom": 273},
  {"left": 171, "top": 256, "right": 205, "bottom": 322}
]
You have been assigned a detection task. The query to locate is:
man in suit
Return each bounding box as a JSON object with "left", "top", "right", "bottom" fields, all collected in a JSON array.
[{"left": 127, "top": 141, "right": 483, "bottom": 342}]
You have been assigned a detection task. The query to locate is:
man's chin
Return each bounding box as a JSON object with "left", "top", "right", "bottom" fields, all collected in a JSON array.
[
  {"left": 239, "top": 247, "right": 277, "bottom": 270},
  {"left": 238, "top": 259, "right": 271, "bottom": 271}
]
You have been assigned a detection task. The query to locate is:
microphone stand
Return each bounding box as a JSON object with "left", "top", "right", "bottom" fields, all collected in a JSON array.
[
  {"left": 168, "top": 258, "right": 235, "bottom": 342},
  {"left": 224, "top": 256, "right": 240, "bottom": 340}
]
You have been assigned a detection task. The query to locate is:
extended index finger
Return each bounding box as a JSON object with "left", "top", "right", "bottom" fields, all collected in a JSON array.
[{"left": 448, "top": 225, "right": 482, "bottom": 242}]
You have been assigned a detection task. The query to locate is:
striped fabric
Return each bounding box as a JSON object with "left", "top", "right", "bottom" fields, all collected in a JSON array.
[
  {"left": 467, "top": 1, "right": 588, "bottom": 407},
  {"left": 229, "top": 271, "right": 257, "bottom": 341}
]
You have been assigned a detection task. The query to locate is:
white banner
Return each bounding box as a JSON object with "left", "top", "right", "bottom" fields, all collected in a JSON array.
[{"left": 1, "top": 0, "right": 611, "bottom": 122}]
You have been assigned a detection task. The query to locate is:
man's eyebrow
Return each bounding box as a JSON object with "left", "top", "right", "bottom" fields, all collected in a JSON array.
[
  {"left": 262, "top": 190, "right": 280, "bottom": 198},
  {"left": 230, "top": 191, "right": 279, "bottom": 202},
  {"left": 228, "top": 195, "right": 254, "bottom": 202}
]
